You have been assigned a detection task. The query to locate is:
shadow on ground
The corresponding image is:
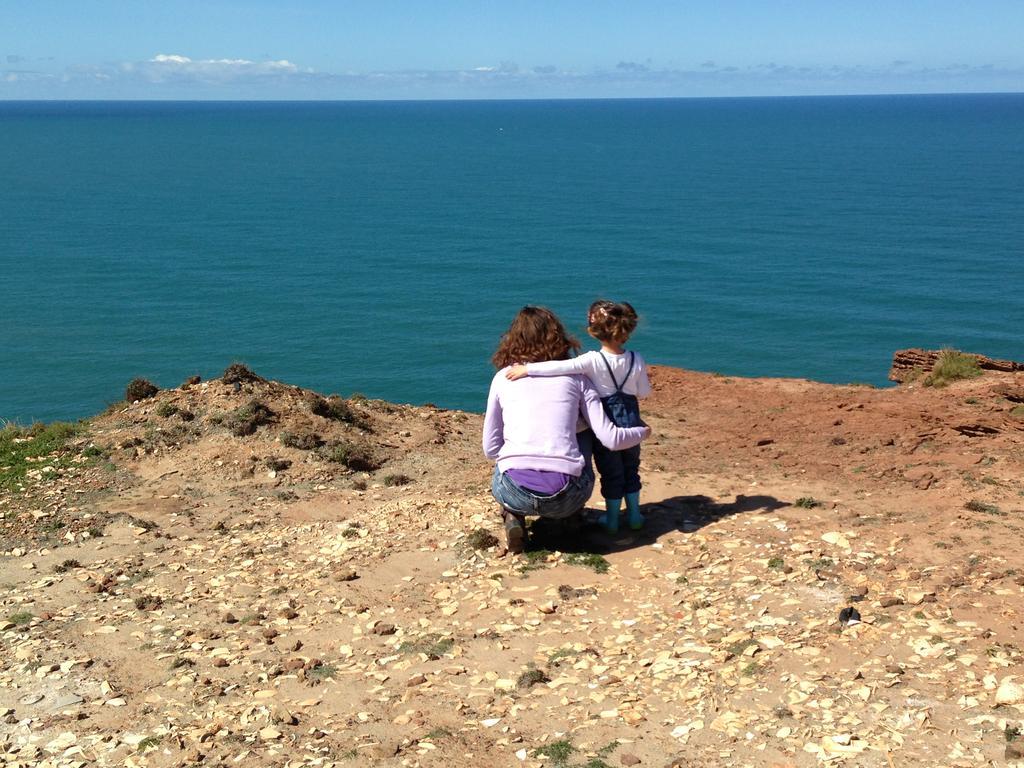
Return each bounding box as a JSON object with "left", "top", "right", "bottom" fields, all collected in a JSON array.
[{"left": 527, "top": 494, "right": 790, "bottom": 555}]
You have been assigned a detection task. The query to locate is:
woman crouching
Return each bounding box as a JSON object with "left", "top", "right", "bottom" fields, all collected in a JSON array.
[{"left": 483, "top": 306, "right": 651, "bottom": 552}]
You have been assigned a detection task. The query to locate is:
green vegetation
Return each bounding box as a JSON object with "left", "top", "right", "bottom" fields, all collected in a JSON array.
[
  {"left": 807, "top": 557, "right": 834, "bottom": 570},
  {"left": 518, "top": 548, "right": 554, "bottom": 574},
  {"left": 1, "top": 421, "right": 84, "bottom": 491},
  {"left": 516, "top": 666, "right": 550, "bottom": 689},
  {"left": 307, "top": 662, "right": 337, "bottom": 681},
  {"left": 534, "top": 739, "right": 576, "bottom": 767},
  {"left": 564, "top": 552, "right": 610, "bottom": 574},
  {"left": 424, "top": 727, "right": 453, "bottom": 740},
  {"left": 281, "top": 430, "right": 323, "bottom": 450},
  {"left": 965, "top": 499, "right": 1003, "bottom": 516},
  {"left": 465, "top": 528, "right": 499, "bottom": 550},
  {"left": 307, "top": 394, "right": 371, "bottom": 430},
  {"left": 155, "top": 402, "right": 179, "bottom": 418},
  {"left": 397, "top": 634, "right": 454, "bottom": 659},
  {"left": 1010, "top": 405, "right": 1024, "bottom": 419},
  {"left": 54, "top": 559, "right": 81, "bottom": 574},
  {"left": 924, "top": 348, "right": 982, "bottom": 388},
  {"left": 322, "top": 440, "right": 380, "bottom": 471},
  {"left": 225, "top": 400, "right": 276, "bottom": 437},
  {"left": 7, "top": 611, "right": 33, "bottom": 626},
  {"left": 767, "top": 556, "right": 785, "bottom": 570},
  {"left": 136, "top": 736, "right": 162, "bottom": 753},
  {"left": 794, "top": 497, "right": 821, "bottom": 509},
  {"left": 548, "top": 647, "right": 581, "bottom": 665},
  {"left": 383, "top": 473, "right": 412, "bottom": 487},
  {"left": 726, "top": 637, "right": 759, "bottom": 657}
]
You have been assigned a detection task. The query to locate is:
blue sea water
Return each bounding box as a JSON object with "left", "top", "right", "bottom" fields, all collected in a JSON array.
[{"left": 2, "top": 95, "right": 1022, "bottom": 423}]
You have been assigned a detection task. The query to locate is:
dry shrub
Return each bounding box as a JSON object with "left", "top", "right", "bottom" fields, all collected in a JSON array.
[
  {"left": 322, "top": 440, "right": 381, "bottom": 471},
  {"left": 307, "top": 394, "right": 372, "bottom": 431},
  {"left": 281, "top": 431, "right": 324, "bottom": 450},
  {"left": 126, "top": 378, "right": 159, "bottom": 402},
  {"left": 222, "top": 363, "right": 263, "bottom": 384}
]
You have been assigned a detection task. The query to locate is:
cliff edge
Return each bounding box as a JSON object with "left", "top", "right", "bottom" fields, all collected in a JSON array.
[{"left": 2, "top": 362, "right": 1023, "bottom": 767}]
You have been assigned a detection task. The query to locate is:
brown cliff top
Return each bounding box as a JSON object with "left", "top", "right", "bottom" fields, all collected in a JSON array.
[{"left": 2, "top": 363, "right": 1023, "bottom": 766}]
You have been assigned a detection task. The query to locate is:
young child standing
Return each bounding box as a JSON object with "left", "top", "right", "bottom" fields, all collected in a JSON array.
[{"left": 506, "top": 300, "right": 651, "bottom": 532}]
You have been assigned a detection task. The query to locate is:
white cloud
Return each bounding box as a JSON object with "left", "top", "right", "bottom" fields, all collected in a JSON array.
[
  {"left": 141, "top": 53, "right": 299, "bottom": 80},
  {"left": 151, "top": 54, "right": 193, "bottom": 64},
  {"left": 3, "top": 53, "right": 1021, "bottom": 98}
]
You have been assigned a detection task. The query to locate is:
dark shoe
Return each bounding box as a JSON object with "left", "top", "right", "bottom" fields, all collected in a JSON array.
[{"left": 504, "top": 512, "right": 526, "bottom": 554}]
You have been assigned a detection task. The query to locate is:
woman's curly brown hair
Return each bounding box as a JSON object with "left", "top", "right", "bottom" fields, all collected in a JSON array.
[
  {"left": 587, "top": 299, "right": 639, "bottom": 344},
  {"left": 492, "top": 306, "right": 580, "bottom": 369}
]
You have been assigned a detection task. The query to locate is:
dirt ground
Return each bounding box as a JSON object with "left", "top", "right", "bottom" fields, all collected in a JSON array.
[{"left": 2, "top": 365, "right": 1023, "bottom": 767}]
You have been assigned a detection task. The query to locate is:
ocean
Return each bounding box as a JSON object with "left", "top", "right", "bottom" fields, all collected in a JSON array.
[{"left": 2, "top": 95, "right": 1022, "bottom": 423}]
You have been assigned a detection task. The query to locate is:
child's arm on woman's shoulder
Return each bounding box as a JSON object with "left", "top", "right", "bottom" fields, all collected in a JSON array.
[{"left": 504, "top": 352, "right": 598, "bottom": 381}]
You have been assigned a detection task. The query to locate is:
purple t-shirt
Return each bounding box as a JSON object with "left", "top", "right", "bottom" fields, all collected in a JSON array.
[{"left": 506, "top": 468, "right": 570, "bottom": 495}]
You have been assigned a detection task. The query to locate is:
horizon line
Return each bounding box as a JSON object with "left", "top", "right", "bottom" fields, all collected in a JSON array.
[{"left": 2, "top": 89, "right": 1024, "bottom": 105}]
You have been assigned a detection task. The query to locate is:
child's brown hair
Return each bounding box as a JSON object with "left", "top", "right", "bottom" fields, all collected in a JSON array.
[
  {"left": 587, "top": 300, "right": 638, "bottom": 344},
  {"left": 492, "top": 306, "right": 581, "bottom": 369}
]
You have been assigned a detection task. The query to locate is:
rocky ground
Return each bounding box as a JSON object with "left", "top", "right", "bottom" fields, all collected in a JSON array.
[{"left": 2, "top": 364, "right": 1024, "bottom": 767}]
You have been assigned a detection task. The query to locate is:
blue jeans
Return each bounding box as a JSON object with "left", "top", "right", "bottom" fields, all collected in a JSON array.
[
  {"left": 491, "top": 464, "right": 594, "bottom": 520},
  {"left": 593, "top": 442, "right": 642, "bottom": 499}
]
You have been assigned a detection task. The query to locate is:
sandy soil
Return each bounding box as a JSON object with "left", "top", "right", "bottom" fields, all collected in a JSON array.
[{"left": 2, "top": 366, "right": 1023, "bottom": 767}]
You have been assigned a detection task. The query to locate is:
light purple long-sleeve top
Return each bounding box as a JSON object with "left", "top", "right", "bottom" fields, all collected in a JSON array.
[{"left": 483, "top": 369, "right": 650, "bottom": 476}]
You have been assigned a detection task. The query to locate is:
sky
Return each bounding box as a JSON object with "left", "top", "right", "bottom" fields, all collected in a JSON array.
[{"left": 2, "top": 1, "right": 1023, "bottom": 100}]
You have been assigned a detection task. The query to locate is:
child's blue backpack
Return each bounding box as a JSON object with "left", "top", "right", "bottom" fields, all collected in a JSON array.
[{"left": 599, "top": 352, "right": 641, "bottom": 428}]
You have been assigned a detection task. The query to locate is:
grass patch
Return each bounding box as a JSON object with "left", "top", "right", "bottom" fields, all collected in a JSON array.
[
  {"left": 424, "top": 727, "right": 453, "bottom": 740},
  {"left": 0, "top": 421, "right": 84, "bottom": 492},
  {"left": 924, "top": 348, "right": 982, "bottom": 388},
  {"left": 794, "top": 497, "right": 820, "bottom": 509},
  {"left": 548, "top": 647, "right": 580, "bottom": 665},
  {"left": 516, "top": 666, "right": 550, "bottom": 689},
  {"left": 155, "top": 402, "right": 179, "bottom": 418},
  {"left": 807, "top": 557, "right": 834, "bottom": 570},
  {"left": 307, "top": 662, "right": 337, "bottom": 681},
  {"left": 225, "top": 400, "right": 276, "bottom": 437},
  {"left": 564, "top": 552, "right": 610, "bottom": 574},
  {"left": 965, "top": 499, "right": 1004, "bottom": 516},
  {"left": 383, "top": 473, "right": 412, "bottom": 487},
  {"left": 767, "top": 556, "right": 785, "bottom": 570},
  {"left": 136, "top": 735, "right": 162, "bottom": 752},
  {"left": 726, "top": 638, "right": 759, "bottom": 657},
  {"left": 535, "top": 739, "right": 575, "bottom": 767},
  {"left": 465, "top": 528, "right": 499, "bottom": 550},
  {"left": 7, "top": 611, "right": 33, "bottom": 626},
  {"left": 397, "top": 634, "right": 454, "bottom": 659},
  {"left": 518, "top": 548, "right": 555, "bottom": 573}
]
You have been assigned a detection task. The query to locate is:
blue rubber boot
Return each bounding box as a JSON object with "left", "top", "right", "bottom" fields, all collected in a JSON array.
[
  {"left": 599, "top": 498, "right": 622, "bottom": 533},
  {"left": 625, "top": 491, "right": 644, "bottom": 530}
]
